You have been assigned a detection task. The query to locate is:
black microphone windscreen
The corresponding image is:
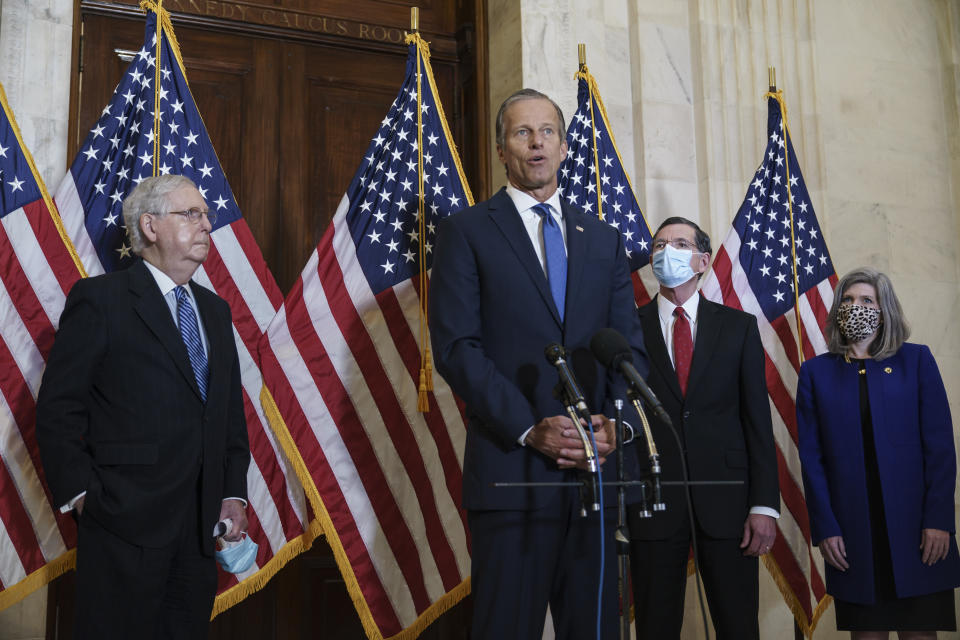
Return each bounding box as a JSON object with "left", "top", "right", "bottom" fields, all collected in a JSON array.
[
  {"left": 544, "top": 343, "right": 565, "bottom": 364},
  {"left": 590, "top": 328, "right": 632, "bottom": 368}
]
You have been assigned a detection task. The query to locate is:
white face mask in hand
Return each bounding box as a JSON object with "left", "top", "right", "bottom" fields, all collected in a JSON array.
[
  {"left": 215, "top": 533, "right": 258, "bottom": 574},
  {"left": 652, "top": 244, "right": 698, "bottom": 288}
]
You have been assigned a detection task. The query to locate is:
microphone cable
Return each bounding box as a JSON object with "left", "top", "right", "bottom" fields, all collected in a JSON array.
[{"left": 586, "top": 423, "right": 605, "bottom": 640}]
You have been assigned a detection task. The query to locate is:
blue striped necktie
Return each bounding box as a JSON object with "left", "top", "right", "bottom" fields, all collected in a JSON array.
[
  {"left": 533, "top": 203, "right": 567, "bottom": 321},
  {"left": 175, "top": 286, "right": 209, "bottom": 402}
]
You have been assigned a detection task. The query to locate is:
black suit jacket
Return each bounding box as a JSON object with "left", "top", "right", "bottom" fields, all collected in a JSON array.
[
  {"left": 429, "top": 188, "right": 647, "bottom": 511},
  {"left": 37, "top": 259, "right": 249, "bottom": 555},
  {"left": 631, "top": 295, "right": 778, "bottom": 539}
]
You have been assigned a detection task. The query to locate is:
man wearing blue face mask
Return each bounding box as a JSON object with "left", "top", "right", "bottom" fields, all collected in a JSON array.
[{"left": 628, "top": 216, "right": 779, "bottom": 640}]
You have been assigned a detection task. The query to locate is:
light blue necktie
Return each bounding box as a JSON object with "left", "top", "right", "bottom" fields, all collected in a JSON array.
[
  {"left": 175, "top": 286, "right": 209, "bottom": 402},
  {"left": 533, "top": 203, "right": 567, "bottom": 321}
]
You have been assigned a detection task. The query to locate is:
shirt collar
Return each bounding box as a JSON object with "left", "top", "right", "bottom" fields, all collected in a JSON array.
[
  {"left": 657, "top": 290, "right": 701, "bottom": 324},
  {"left": 504, "top": 183, "right": 563, "bottom": 219},
  {"left": 142, "top": 259, "right": 181, "bottom": 298}
]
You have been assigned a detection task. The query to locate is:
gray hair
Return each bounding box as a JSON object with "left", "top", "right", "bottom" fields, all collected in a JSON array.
[
  {"left": 121, "top": 175, "right": 198, "bottom": 253},
  {"left": 825, "top": 267, "right": 910, "bottom": 360},
  {"left": 495, "top": 88, "right": 566, "bottom": 147}
]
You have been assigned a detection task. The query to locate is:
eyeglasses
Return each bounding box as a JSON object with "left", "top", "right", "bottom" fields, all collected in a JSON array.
[
  {"left": 167, "top": 208, "right": 216, "bottom": 226},
  {"left": 652, "top": 238, "right": 697, "bottom": 252}
]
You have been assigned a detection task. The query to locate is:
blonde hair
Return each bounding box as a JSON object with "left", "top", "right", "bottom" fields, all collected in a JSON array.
[{"left": 825, "top": 267, "right": 910, "bottom": 360}]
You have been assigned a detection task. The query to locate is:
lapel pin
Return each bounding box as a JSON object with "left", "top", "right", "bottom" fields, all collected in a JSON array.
[
  {"left": 884, "top": 367, "right": 892, "bottom": 374},
  {"left": 576, "top": 225, "right": 584, "bottom": 232}
]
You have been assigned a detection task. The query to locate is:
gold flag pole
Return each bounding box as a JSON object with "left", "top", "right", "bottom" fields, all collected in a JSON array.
[
  {"left": 578, "top": 44, "right": 604, "bottom": 221},
  {"left": 151, "top": 0, "right": 163, "bottom": 175},
  {"left": 764, "top": 67, "right": 805, "bottom": 363},
  {"left": 411, "top": 7, "right": 434, "bottom": 412}
]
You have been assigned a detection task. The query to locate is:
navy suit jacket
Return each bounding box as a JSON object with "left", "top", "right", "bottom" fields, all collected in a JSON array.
[
  {"left": 429, "top": 188, "right": 647, "bottom": 511},
  {"left": 631, "top": 296, "right": 779, "bottom": 540},
  {"left": 37, "top": 259, "right": 250, "bottom": 556},
  {"left": 797, "top": 343, "right": 960, "bottom": 603}
]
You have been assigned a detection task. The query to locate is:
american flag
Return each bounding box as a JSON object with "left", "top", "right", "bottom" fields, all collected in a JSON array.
[
  {"left": 0, "top": 83, "right": 83, "bottom": 609},
  {"left": 700, "top": 93, "right": 836, "bottom": 636},
  {"left": 259, "top": 34, "right": 471, "bottom": 639},
  {"left": 51, "top": 6, "right": 318, "bottom": 613},
  {"left": 558, "top": 68, "right": 656, "bottom": 305}
]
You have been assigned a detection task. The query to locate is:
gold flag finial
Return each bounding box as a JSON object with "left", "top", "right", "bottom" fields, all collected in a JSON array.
[
  {"left": 578, "top": 43, "right": 586, "bottom": 68},
  {"left": 768, "top": 66, "right": 777, "bottom": 92},
  {"left": 411, "top": 7, "right": 419, "bottom": 32}
]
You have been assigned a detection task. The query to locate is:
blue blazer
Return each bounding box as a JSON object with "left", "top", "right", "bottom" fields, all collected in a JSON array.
[
  {"left": 429, "top": 188, "right": 647, "bottom": 511},
  {"left": 796, "top": 343, "right": 960, "bottom": 603}
]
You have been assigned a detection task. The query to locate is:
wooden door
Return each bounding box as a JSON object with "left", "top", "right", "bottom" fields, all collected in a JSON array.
[{"left": 49, "top": 0, "right": 485, "bottom": 636}]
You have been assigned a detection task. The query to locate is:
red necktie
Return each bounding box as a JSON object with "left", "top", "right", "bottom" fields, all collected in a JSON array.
[{"left": 673, "top": 307, "right": 693, "bottom": 396}]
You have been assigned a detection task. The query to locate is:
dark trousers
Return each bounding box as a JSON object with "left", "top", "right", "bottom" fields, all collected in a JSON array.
[
  {"left": 73, "top": 490, "right": 216, "bottom": 640},
  {"left": 468, "top": 488, "right": 620, "bottom": 640},
  {"left": 629, "top": 508, "right": 759, "bottom": 640}
]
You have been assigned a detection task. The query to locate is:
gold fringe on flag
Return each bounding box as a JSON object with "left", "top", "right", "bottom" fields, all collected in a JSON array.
[
  {"left": 762, "top": 554, "right": 832, "bottom": 638},
  {"left": 0, "top": 82, "right": 87, "bottom": 613}
]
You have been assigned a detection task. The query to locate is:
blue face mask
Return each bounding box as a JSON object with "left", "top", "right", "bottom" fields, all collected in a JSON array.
[
  {"left": 215, "top": 533, "right": 258, "bottom": 574},
  {"left": 652, "top": 244, "right": 698, "bottom": 288}
]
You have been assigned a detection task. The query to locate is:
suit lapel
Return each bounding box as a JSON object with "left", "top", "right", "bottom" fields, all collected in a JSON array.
[
  {"left": 638, "top": 298, "right": 683, "bottom": 401},
  {"left": 488, "top": 189, "right": 562, "bottom": 327},
  {"left": 129, "top": 260, "right": 204, "bottom": 401},
  {"left": 686, "top": 297, "right": 721, "bottom": 398},
  {"left": 562, "top": 203, "right": 586, "bottom": 326}
]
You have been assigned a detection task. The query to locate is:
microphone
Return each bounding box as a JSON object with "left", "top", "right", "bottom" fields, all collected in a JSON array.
[
  {"left": 544, "top": 343, "right": 591, "bottom": 423},
  {"left": 590, "top": 329, "right": 671, "bottom": 426},
  {"left": 544, "top": 343, "right": 600, "bottom": 514},
  {"left": 591, "top": 328, "right": 667, "bottom": 512}
]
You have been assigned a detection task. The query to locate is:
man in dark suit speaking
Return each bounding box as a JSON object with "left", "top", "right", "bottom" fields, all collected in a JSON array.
[
  {"left": 37, "top": 175, "right": 250, "bottom": 639},
  {"left": 629, "top": 216, "right": 779, "bottom": 639},
  {"left": 429, "top": 89, "right": 646, "bottom": 639}
]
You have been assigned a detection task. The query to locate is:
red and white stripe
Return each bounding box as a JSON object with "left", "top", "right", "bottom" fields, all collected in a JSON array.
[
  {"left": 52, "top": 171, "right": 315, "bottom": 608},
  {"left": 261, "top": 192, "right": 470, "bottom": 639},
  {"left": 631, "top": 263, "right": 658, "bottom": 307},
  {"left": 701, "top": 226, "right": 835, "bottom": 628},
  {"left": 0, "top": 194, "right": 82, "bottom": 604}
]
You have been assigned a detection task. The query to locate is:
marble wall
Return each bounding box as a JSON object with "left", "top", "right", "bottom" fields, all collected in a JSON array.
[
  {"left": 488, "top": 0, "right": 960, "bottom": 638},
  {"left": 0, "top": 0, "right": 74, "bottom": 190}
]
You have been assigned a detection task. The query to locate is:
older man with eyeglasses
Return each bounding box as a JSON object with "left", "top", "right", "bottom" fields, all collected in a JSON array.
[{"left": 37, "top": 174, "right": 250, "bottom": 640}]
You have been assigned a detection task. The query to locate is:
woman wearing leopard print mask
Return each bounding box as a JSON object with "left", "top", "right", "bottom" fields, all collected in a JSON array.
[{"left": 796, "top": 267, "right": 959, "bottom": 639}]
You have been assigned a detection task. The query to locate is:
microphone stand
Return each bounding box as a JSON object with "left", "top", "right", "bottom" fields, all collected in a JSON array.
[
  {"left": 613, "top": 399, "right": 631, "bottom": 640},
  {"left": 554, "top": 381, "right": 600, "bottom": 516}
]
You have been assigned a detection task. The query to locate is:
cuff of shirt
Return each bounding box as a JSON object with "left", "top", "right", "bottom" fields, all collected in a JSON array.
[
  {"left": 223, "top": 497, "right": 247, "bottom": 508},
  {"left": 517, "top": 425, "right": 535, "bottom": 446},
  {"left": 750, "top": 505, "right": 779, "bottom": 519},
  {"left": 60, "top": 491, "right": 86, "bottom": 514}
]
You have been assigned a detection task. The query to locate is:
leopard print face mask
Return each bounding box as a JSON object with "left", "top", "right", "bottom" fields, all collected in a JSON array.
[{"left": 836, "top": 303, "right": 881, "bottom": 343}]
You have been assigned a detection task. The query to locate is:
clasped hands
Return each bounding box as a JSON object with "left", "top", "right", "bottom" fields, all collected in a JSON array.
[{"left": 524, "top": 414, "right": 616, "bottom": 470}]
